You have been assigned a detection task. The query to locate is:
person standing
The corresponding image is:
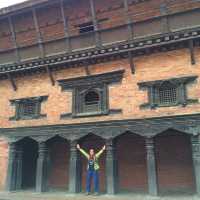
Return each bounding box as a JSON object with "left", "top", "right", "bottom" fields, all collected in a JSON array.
[{"left": 77, "top": 144, "right": 106, "bottom": 195}]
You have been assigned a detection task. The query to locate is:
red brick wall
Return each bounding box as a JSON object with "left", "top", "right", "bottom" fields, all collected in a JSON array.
[
  {"left": 47, "top": 137, "right": 70, "bottom": 189},
  {"left": 116, "top": 134, "right": 148, "bottom": 192},
  {"left": 155, "top": 130, "right": 195, "bottom": 193},
  {"left": 80, "top": 134, "right": 106, "bottom": 193},
  {"left": 0, "top": 0, "right": 199, "bottom": 51},
  {"left": 0, "top": 138, "right": 9, "bottom": 191}
]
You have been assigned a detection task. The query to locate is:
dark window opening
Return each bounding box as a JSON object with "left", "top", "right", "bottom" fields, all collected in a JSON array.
[
  {"left": 20, "top": 101, "right": 37, "bottom": 117},
  {"left": 79, "top": 22, "right": 94, "bottom": 34},
  {"left": 85, "top": 91, "right": 100, "bottom": 105},
  {"left": 158, "top": 82, "right": 178, "bottom": 106},
  {"left": 83, "top": 90, "right": 100, "bottom": 113}
]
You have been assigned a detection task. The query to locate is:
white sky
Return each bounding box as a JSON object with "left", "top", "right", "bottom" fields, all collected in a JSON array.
[{"left": 0, "top": 0, "right": 27, "bottom": 9}]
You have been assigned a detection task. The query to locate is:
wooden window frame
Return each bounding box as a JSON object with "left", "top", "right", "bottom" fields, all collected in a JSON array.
[
  {"left": 138, "top": 76, "right": 198, "bottom": 109},
  {"left": 9, "top": 96, "right": 48, "bottom": 121}
]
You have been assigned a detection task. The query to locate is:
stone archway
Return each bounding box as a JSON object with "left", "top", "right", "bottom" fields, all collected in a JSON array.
[
  {"left": 154, "top": 129, "right": 195, "bottom": 195},
  {"left": 115, "top": 132, "right": 148, "bottom": 193},
  {"left": 46, "top": 135, "right": 70, "bottom": 191},
  {"left": 78, "top": 134, "right": 106, "bottom": 193}
]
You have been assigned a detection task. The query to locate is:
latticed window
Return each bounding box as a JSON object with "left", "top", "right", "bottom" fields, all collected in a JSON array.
[
  {"left": 157, "top": 82, "right": 178, "bottom": 106},
  {"left": 19, "top": 100, "right": 37, "bottom": 117},
  {"left": 83, "top": 90, "right": 101, "bottom": 113},
  {"left": 10, "top": 96, "right": 48, "bottom": 121}
]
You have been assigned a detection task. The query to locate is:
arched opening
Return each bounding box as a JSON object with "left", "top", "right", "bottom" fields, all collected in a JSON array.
[
  {"left": 155, "top": 129, "right": 195, "bottom": 195},
  {"left": 83, "top": 90, "right": 100, "bottom": 113},
  {"left": 79, "top": 134, "right": 106, "bottom": 193},
  {"left": 17, "top": 137, "right": 38, "bottom": 190},
  {"left": 115, "top": 133, "right": 148, "bottom": 193},
  {"left": 47, "top": 136, "right": 70, "bottom": 191}
]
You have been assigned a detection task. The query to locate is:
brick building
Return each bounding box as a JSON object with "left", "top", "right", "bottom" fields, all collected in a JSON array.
[{"left": 0, "top": 0, "right": 200, "bottom": 197}]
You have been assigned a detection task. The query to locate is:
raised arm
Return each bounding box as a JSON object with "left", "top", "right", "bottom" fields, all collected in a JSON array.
[
  {"left": 77, "top": 144, "right": 89, "bottom": 159},
  {"left": 96, "top": 145, "right": 106, "bottom": 158}
]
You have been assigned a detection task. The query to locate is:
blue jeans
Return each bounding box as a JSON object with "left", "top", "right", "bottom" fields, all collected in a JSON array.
[{"left": 86, "top": 170, "right": 99, "bottom": 193}]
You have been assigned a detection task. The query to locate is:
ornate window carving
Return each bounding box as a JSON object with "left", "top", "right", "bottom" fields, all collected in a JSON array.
[
  {"left": 10, "top": 96, "right": 48, "bottom": 120},
  {"left": 157, "top": 81, "right": 178, "bottom": 106},
  {"left": 58, "top": 70, "right": 124, "bottom": 118},
  {"left": 138, "top": 76, "right": 198, "bottom": 109}
]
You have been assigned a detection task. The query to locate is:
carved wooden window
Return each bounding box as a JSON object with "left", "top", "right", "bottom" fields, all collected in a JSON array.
[
  {"left": 138, "top": 76, "right": 198, "bottom": 109},
  {"left": 157, "top": 82, "right": 178, "bottom": 106},
  {"left": 74, "top": 85, "right": 108, "bottom": 116},
  {"left": 83, "top": 90, "right": 101, "bottom": 113},
  {"left": 10, "top": 96, "right": 48, "bottom": 121},
  {"left": 58, "top": 70, "right": 124, "bottom": 118},
  {"left": 19, "top": 100, "right": 38, "bottom": 117}
]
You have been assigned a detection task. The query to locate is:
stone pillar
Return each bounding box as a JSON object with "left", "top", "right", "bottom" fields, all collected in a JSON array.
[
  {"left": 36, "top": 142, "right": 48, "bottom": 193},
  {"left": 69, "top": 140, "right": 81, "bottom": 193},
  {"left": 6, "top": 142, "right": 18, "bottom": 191},
  {"left": 145, "top": 137, "right": 158, "bottom": 196},
  {"left": 191, "top": 135, "right": 200, "bottom": 195},
  {"left": 106, "top": 138, "right": 117, "bottom": 195}
]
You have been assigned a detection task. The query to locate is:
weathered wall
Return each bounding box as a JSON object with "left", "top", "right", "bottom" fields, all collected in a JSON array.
[
  {"left": 155, "top": 130, "right": 195, "bottom": 192},
  {"left": 116, "top": 134, "right": 148, "bottom": 192},
  {"left": 0, "top": 138, "right": 9, "bottom": 191},
  {"left": 0, "top": 48, "right": 199, "bottom": 128}
]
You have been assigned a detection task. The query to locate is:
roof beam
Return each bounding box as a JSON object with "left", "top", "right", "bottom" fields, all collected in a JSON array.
[
  {"left": 46, "top": 66, "right": 55, "bottom": 86},
  {"left": 128, "top": 51, "right": 135, "bottom": 74},
  {"left": 32, "top": 8, "right": 45, "bottom": 58},
  {"left": 60, "top": 0, "right": 71, "bottom": 53},
  {"left": 89, "top": 0, "right": 101, "bottom": 47},
  {"left": 189, "top": 39, "right": 196, "bottom": 65},
  {"left": 7, "top": 73, "right": 17, "bottom": 91},
  {"left": 123, "top": 0, "right": 133, "bottom": 40},
  {"left": 8, "top": 16, "right": 20, "bottom": 63}
]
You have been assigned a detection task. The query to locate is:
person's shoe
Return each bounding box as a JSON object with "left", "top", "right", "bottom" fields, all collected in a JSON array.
[
  {"left": 85, "top": 192, "right": 90, "bottom": 195},
  {"left": 94, "top": 192, "right": 99, "bottom": 196}
]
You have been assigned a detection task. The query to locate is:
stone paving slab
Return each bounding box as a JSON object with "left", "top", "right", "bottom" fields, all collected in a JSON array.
[{"left": 0, "top": 192, "right": 199, "bottom": 200}]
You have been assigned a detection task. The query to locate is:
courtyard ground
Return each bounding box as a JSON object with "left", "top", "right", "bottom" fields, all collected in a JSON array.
[{"left": 0, "top": 191, "right": 199, "bottom": 200}]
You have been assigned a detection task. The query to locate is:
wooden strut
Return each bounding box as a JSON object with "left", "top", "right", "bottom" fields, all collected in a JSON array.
[
  {"left": 189, "top": 39, "right": 196, "bottom": 65},
  {"left": 46, "top": 66, "right": 55, "bottom": 86},
  {"left": 7, "top": 73, "right": 17, "bottom": 91},
  {"left": 84, "top": 61, "right": 90, "bottom": 76},
  {"left": 128, "top": 51, "right": 135, "bottom": 74}
]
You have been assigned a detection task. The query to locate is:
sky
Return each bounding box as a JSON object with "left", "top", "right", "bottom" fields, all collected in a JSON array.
[{"left": 0, "top": 0, "right": 27, "bottom": 9}]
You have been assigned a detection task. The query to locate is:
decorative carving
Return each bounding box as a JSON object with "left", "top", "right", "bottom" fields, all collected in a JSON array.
[
  {"left": 58, "top": 70, "right": 124, "bottom": 90},
  {"left": 0, "top": 27, "right": 198, "bottom": 78},
  {"left": 2, "top": 113, "right": 200, "bottom": 142},
  {"left": 145, "top": 137, "right": 158, "bottom": 196},
  {"left": 69, "top": 140, "right": 81, "bottom": 193},
  {"left": 36, "top": 142, "right": 49, "bottom": 193},
  {"left": 105, "top": 138, "right": 117, "bottom": 194},
  {"left": 58, "top": 70, "right": 124, "bottom": 118},
  {"left": 9, "top": 96, "right": 48, "bottom": 121},
  {"left": 138, "top": 76, "right": 198, "bottom": 109}
]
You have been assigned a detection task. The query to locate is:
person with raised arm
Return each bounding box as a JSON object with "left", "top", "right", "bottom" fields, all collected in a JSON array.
[{"left": 77, "top": 143, "right": 106, "bottom": 195}]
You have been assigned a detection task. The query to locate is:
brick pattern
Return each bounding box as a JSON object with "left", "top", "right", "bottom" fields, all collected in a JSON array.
[
  {"left": 116, "top": 134, "right": 148, "bottom": 192},
  {"left": 0, "top": 0, "right": 199, "bottom": 50},
  {"left": 0, "top": 138, "right": 9, "bottom": 191},
  {"left": 155, "top": 130, "right": 195, "bottom": 192},
  {"left": 0, "top": 48, "right": 199, "bottom": 128},
  {"left": 47, "top": 138, "right": 70, "bottom": 189}
]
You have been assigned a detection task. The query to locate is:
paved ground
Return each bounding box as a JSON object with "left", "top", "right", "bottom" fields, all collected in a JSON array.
[{"left": 0, "top": 191, "right": 199, "bottom": 200}]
